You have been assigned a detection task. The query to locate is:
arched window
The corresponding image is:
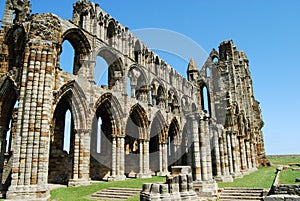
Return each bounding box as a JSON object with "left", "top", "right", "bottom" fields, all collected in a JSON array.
[
  {"left": 127, "top": 76, "right": 131, "bottom": 97},
  {"left": 60, "top": 41, "right": 74, "bottom": 74},
  {"left": 97, "top": 117, "right": 102, "bottom": 153},
  {"left": 95, "top": 56, "right": 108, "bottom": 86},
  {"left": 134, "top": 41, "right": 141, "bottom": 63},
  {"left": 212, "top": 57, "right": 219, "bottom": 63},
  {"left": 63, "top": 109, "right": 72, "bottom": 153},
  {"left": 201, "top": 85, "right": 210, "bottom": 116},
  {"left": 206, "top": 67, "right": 210, "bottom": 78},
  {"left": 107, "top": 21, "right": 115, "bottom": 46}
]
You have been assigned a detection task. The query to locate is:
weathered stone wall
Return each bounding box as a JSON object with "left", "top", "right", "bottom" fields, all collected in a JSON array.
[{"left": 0, "top": 0, "right": 268, "bottom": 200}]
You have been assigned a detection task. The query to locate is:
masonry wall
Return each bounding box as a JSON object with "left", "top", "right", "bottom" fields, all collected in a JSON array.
[{"left": 0, "top": 0, "right": 268, "bottom": 200}]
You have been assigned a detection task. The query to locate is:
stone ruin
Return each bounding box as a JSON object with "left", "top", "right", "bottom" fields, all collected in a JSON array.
[
  {"left": 0, "top": 0, "right": 269, "bottom": 200},
  {"left": 141, "top": 166, "right": 198, "bottom": 201}
]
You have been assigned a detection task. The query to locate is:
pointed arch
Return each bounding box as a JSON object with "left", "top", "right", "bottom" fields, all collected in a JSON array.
[
  {"left": 49, "top": 81, "right": 88, "bottom": 184},
  {"left": 0, "top": 77, "right": 18, "bottom": 192},
  {"left": 128, "top": 65, "right": 148, "bottom": 101},
  {"left": 5, "top": 25, "right": 26, "bottom": 72},
  {"left": 53, "top": 80, "right": 88, "bottom": 130},
  {"left": 96, "top": 47, "right": 123, "bottom": 89},
  {"left": 61, "top": 28, "right": 91, "bottom": 74},
  {"left": 125, "top": 104, "right": 149, "bottom": 175},
  {"left": 167, "top": 117, "right": 180, "bottom": 170},
  {"left": 90, "top": 93, "right": 123, "bottom": 180}
]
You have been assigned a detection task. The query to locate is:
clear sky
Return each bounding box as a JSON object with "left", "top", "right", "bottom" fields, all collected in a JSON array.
[{"left": 1, "top": 0, "right": 299, "bottom": 155}]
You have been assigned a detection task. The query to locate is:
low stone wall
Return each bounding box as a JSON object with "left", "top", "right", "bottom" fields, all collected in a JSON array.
[
  {"left": 140, "top": 166, "right": 199, "bottom": 201},
  {"left": 140, "top": 174, "right": 198, "bottom": 201},
  {"left": 264, "top": 166, "right": 300, "bottom": 200}
]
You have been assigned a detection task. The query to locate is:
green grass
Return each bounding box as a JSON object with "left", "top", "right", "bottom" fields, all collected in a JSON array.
[
  {"left": 218, "top": 166, "right": 277, "bottom": 188},
  {"left": 268, "top": 155, "right": 300, "bottom": 166},
  {"left": 218, "top": 155, "right": 300, "bottom": 188},
  {"left": 50, "top": 176, "right": 165, "bottom": 201},
  {"left": 279, "top": 168, "right": 300, "bottom": 184}
]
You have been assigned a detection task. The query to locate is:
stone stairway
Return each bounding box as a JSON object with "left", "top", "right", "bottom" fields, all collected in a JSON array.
[
  {"left": 89, "top": 187, "right": 141, "bottom": 200},
  {"left": 219, "top": 188, "right": 265, "bottom": 201}
]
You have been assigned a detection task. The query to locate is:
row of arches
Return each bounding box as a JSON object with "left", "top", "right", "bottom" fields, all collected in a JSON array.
[{"left": 47, "top": 81, "right": 193, "bottom": 183}]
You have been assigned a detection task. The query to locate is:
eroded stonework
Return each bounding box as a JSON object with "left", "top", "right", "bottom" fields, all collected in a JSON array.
[{"left": 0, "top": 0, "right": 268, "bottom": 200}]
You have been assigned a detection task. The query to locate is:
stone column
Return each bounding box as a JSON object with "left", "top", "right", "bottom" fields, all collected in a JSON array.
[
  {"left": 139, "top": 140, "right": 144, "bottom": 174},
  {"left": 204, "top": 118, "right": 213, "bottom": 181},
  {"left": 212, "top": 127, "right": 221, "bottom": 177},
  {"left": 189, "top": 115, "right": 201, "bottom": 181},
  {"left": 111, "top": 136, "right": 117, "bottom": 177},
  {"left": 7, "top": 45, "right": 57, "bottom": 200},
  {"left": 239, "top": 137, "right": 247, "bottom": 171},
  {"left": 245, "top": 141, "right": 253, "bottom": 169},
  {"left": 199, "top": 118, "right": 208, "bottom": 181},
  {"left": 250, "top": 142, "right": 257, "bottom": 169},
  {"left": 143, "top": 140, "right": 150, "bottom": 174},
  {"left": 226, "top": 132, "right": 234, "bottom": 175},
  {"left": 231, "top": 133, "right": 242, "bottom": 177},
  {"left": 0, "top": 127, "right": 8, "bottom": 192},
  {"left": 159, "top": 142, "right": 168, "bottom": 176}
]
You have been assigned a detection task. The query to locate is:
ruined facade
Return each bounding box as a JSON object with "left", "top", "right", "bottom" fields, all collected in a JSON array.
[{"left": 0, "top": 0, "right": 268, "bottom": 200}]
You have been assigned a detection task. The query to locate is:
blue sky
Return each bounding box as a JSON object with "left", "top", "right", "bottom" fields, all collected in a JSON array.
[{"left": 1, "top": 0, "right": 299, "bottom": 155}]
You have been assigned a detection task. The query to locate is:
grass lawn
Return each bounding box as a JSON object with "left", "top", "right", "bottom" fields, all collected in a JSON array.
[
  {"left": 50, "top": 176, "right": 165, "bottom": 201},
  {"left": 268, "top": 155, "right": 300, "bottom": 166},
  {"left": 218, "top": 166, "right": 276, "bottom": 189},
  {"left": 280, "top": 168, "right": 300, "bottom": 184},
  {"left": 218, "top": 155, "right": 300, "bottom": 188}
]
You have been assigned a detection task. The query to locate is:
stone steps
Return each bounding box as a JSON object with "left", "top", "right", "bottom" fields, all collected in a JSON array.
[
  {"left": 219, "top": 188, "right": 264, "bottom": 201},
  {"left": 89, "top": 187, "right": 141, "bottom": 200}
]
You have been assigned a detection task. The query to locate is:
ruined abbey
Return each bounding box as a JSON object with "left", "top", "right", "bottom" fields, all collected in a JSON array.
[{"left": 0, "top": 0, "right": 268, "bottom": 200}]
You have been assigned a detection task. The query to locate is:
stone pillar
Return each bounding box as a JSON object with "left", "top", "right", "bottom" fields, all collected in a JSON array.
[
  {"left": 204, "top": 118, "right": 213, "bottom": 181},
  {"left": 245, "top": 141, "right": 253, "bottom": 169},
  {"left": 143, "top": 140, "right": 150, "bottom": 174},
  {"left": 111, "top": 136, "right": 117, "bottom": 177},
  {"left": 231, "top": 133, "right": 242, "bottom": 177},
  {"left": 159, "top": 142, "right": 168, "bottom": 176},
  {"left": 139, "top": 140, "right": 144, "bottom": 174},
  {"left": 226, "top": 132, "right": 234, "bottom": 175},
  {"left": 212, "top": 126, "right": 221, "bottom": 177},
  {"left": 199, "top": 118, "right": 208, "bottom": 181},
  {"left": 239, "top": 137, "right": 248, "bottom": 171},
  {"left": 109, "top": 136, "right": 126, "bottom": 181},
  {"left": 0, "top": 127, "right": 8, "bottom": 192},
  {"left": 7, "top": 44, "right": 57, "bottom": 200},
  {"left": 189, "top": 115, "right": 201, "bottom": 181},
  {"left": 250, "top": 142, "right": 257, "bottom": 169}
]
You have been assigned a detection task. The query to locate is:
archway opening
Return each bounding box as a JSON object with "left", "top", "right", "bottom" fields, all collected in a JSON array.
[
  {"left": 125, "top": 105, "right": 148, "bottom": 177},
  {"left": 97, "top": 49, "right": 123, "bottom": 89},
  {"left": 90, "top": 98, "right": 113, "bottom": 180},
  {"left": 201, "top": 85, "right": 211, "bottom": 116},
  {"left": 0, "top": 83, "right": 18, "bottom": 193},
  {"left": 95, "top": 56, "right": 108, "bottom": 87},
  {"left": 149, "top": 114, "right": 164, "bottom": 175},
  {"left": 60, "top": 40, "right": 74, "bottom": 74},
  {"left": 48, "top": 95, "right": 75, "bottom": 185},
  {"left": 167, "top": 118, "right": 179, "bottom": 171}
]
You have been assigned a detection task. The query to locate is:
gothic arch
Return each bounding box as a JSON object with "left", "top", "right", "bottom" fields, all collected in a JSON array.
[
  {"left": 125, "top": 103, "right": 149, "bottom": 175},
  {"left": 90, "top": 93, "right": 123, "bottom": 180},
  {"left": 96, "top": 47, "right": 123, "bottom": 89},
  {"left": 167, "top": 117, "right": 180, "bottom": 170},
  {"left": 149, "top": 111, "right": 166, "bottom": 173},
  {"left": 5, "top": 25, "right": 26, "bottom": 72},
  {"left": 61, "top": 28, "right": 91, "bottom": 74},
  {"left": 128, "top": 65, "right": 148, "bottom": 101},
  {"left": 199, "top": 80, "right": 211, "bottom": 116},
  {"left": 53, "top": 80, "right": 88, "bottom": 130},
  {"left": 167, "top": 88, "right": 180, "bottom": 114},
  {"left": 0, "top": 78, "right": 18, "bottom": 192}
]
